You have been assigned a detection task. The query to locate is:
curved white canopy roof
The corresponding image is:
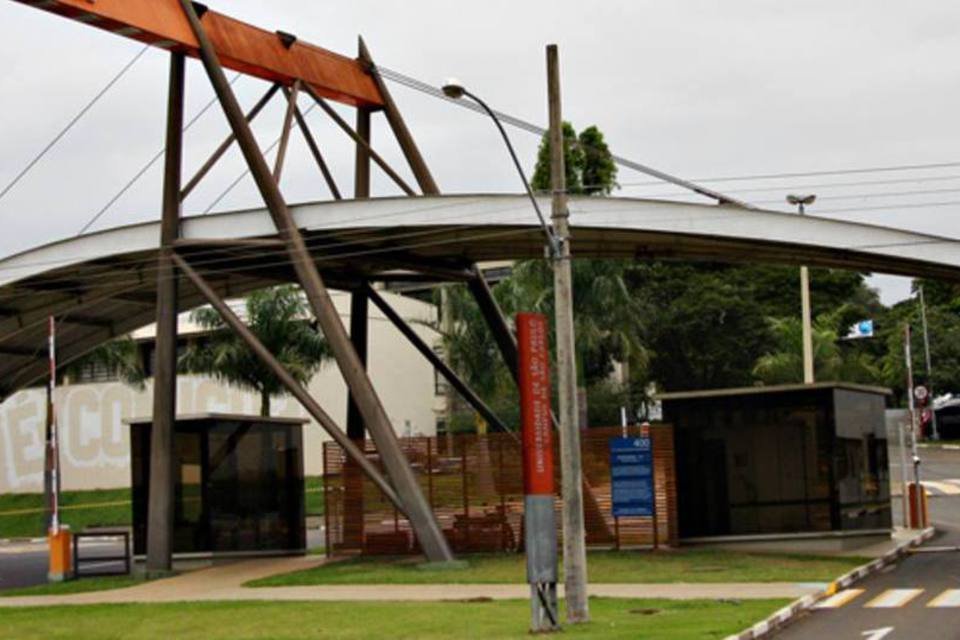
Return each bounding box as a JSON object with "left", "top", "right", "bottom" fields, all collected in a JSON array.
[{"left": 1, "top": 194, "right": 958, "bottom": 397}]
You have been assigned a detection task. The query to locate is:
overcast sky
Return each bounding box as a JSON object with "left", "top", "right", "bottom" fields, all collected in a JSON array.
[{"left": 2, "top": 0, "right": 960, "bottom": 304}]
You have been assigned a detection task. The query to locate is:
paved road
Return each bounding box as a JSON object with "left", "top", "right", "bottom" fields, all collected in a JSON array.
[
  {"left": 0, "top": 527, "right": 326, "bottom": 592},
  {"left": 0, "top": 539, "right": 129, "bottom": 591},
  {"left": 777, "top": 446, "right": 960, "bottom": 640},
  {"left": 0, "top": 546, "right": 49, "bottom": 590}
]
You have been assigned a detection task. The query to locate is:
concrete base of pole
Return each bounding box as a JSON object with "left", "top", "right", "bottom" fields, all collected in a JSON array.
[{"left": 530, "top": 583, "right": 559, "bottom": 633}]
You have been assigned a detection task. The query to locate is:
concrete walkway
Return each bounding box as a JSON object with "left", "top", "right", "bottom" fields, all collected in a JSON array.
[{"left": 0, "top": 554, "right": 823, "bottom": 607}]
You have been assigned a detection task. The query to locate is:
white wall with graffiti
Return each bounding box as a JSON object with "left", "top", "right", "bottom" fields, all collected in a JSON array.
[{"left": 0, "top": 290, "right": 444, "bottom": 494}]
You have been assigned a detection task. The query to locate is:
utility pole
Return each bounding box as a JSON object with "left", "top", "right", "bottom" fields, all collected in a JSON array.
[
  {"left": 918, "top": 286, "right": 939, "bottom": 440},
  {"left": 547, "top": 43, "right": 589, "bottom": 624}
]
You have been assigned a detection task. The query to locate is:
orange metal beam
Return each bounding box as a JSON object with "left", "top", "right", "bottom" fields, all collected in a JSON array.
[{"left": 10, "top": 0, "right": 384, "bottom": 108}]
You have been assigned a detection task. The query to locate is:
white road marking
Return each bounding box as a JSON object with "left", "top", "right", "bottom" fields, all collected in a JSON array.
[
  {"left": 864, "top": 589, "right": 923, "bottom": 608},
  {"left": 815, "top": 589, "right": 864, "bottom": 609},
  {"left": 921, "top": 480, "right": 960, "bottom": 495},
  {"left": 861, "top": 628, "right": 894, "bottom": 640},
  {"left": 927, "top": 589, "right": 960, "bottom": 608}
]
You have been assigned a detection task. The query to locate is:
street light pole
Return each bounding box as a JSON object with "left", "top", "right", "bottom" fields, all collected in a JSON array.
[
  {"left": 787, "top": 194, "right": 816, "bottom": 384},
  {"left": 440, "top": 82, "right": 557, "bottom": 256},
  {"left": 442, "top": 45, "right": 589, "bottom": 624}
]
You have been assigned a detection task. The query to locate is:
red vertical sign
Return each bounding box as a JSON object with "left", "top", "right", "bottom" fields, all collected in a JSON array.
[{"left": 517, "top": 313, "right": 554, "bottom": 496}]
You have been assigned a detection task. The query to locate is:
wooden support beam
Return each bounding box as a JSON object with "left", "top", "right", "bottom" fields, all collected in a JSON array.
[
  {"left": 172, "top": 252, "right": 402, "bottom": 509},
  {"left": 301, "top": 84, "right": 416, "bottom": 197},
  {"left": 272, "top": 80, "right": 300, "bottom": 183},
  {"left": 181, "top": 83, "right": 281, "bottom": 200},
  {"left": 179, "top": 0, "right": 452, "bottom": 563},
  {"left": 11, "top": 0, "right": 384, "bottom": 107},
  {"left": 358, "top": 37, "right": 439, "bottom": 195},
  {"left": 288, "top": 96, "right": 342, "bottom": 200},
  {"left": 346, "top": 288, "right": 368, "bottom": 441},
  {"left": 172, "top": 238, "right": 287, "bottom": 250},
  {"left": 146, "top": 50, "right": 184, "bottom": 576},
  {"left": 355, "top": 106, "right": 371, "bottom": 199}
]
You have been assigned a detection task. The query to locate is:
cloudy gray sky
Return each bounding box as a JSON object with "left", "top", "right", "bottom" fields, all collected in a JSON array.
[{"left": 2, "top": 0, "right": 960, "bottom": 304}]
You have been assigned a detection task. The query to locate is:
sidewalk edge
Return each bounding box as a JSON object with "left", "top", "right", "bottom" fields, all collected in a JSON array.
[{"left": 724, "top": 526, "right": 935, "bottom": 640}]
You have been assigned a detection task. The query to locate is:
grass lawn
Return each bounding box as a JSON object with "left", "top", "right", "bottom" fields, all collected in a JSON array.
[
  {"left": 0, "top": 477, "right": 324, "bottom": 539},
  {"left": 248, "top": 548, "right": 867, "bottom": 588},
  {"left": 0, "top": 597, "right": 789, "bottom": 639},
  {"left": 0, "top": 487, "right": 131, "bottom": 539},
  {"left": 0, "top": 575, "right": 145, "bottom": 598}
]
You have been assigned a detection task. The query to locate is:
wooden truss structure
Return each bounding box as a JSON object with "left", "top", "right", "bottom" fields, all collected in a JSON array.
[{"left": 13, "top": 0, "right": 530, "bottom": 568}]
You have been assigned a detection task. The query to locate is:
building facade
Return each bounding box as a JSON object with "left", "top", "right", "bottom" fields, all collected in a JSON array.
[{"left": 0, "top": 289, "right": 444, "bottom": 494}]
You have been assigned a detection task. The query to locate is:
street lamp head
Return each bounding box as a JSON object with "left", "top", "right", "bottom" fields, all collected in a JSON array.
[
  {"left": 441, "top": 78, "right": 466, "bottom": 99},
  {"left": 786, "top": 194, "right": 816, "bottom": 206}
]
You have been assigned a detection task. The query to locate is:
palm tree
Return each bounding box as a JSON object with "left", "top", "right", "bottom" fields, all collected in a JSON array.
[
  {"left": 753, "top": 315, "right": 879, "bottom": 385},
  {"left": 65, "top": 336, "right": 146, "bottom": 389},
  {"left": 179, "top": 285, "right": 332, "bottom": 416}
]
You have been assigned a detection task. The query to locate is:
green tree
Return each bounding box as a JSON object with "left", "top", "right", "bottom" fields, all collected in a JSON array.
[
  {"left": 625, "top": 262, "right": 774, "bottom": 391},
  {"left": 531, "top": 121, "right": 583, "bottom": 194},
  {"left": 530, "top": 122, "right": 618, "bottom": 196},
  {"left": 179, "top": 285, "right": 332, "bottom": 416},
  {"left": 879, "top": 294, "right": 960, "bottom": 405},
  {"left": 577, "top": 126, "right": 618, "bottom": 195}
]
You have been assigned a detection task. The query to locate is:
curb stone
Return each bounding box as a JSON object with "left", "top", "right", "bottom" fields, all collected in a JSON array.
[
  {"left": 0, "top": 538, "right": 46, "bottom": 545},
  {"left": 724, "top": 527, "right": 936, "bottom": 640}
]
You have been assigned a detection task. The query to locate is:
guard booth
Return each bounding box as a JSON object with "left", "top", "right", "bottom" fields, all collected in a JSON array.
[
  {"left": 659, "top": 383, "right": 892, "bottom": 540},
  {"left": 128, "top": 413, "right": 307, "bottom": 557}
]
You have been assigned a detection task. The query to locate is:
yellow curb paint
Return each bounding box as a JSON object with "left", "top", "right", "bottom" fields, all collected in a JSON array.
[
  {"left": 0, "top": 500, "right": 131, "bottom": 517},
  {"left": 815, "top": 588, "right": 864, "bottom": 609}
]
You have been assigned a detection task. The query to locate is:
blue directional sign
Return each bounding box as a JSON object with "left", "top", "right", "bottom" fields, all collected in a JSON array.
[{"left": 610, "top": 437, "right": 654, "bottom": 517}]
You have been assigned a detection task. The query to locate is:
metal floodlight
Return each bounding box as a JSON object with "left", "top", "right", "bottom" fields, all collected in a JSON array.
[
  {"left": 441, "top": 78, "right": 466, "bottom": 99},
  {"left": 786, "top": 194, "right": 816, "bottom": 206}
]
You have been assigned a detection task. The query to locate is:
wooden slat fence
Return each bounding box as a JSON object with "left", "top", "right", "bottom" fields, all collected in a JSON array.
[{"left": 323, "top": 425, "right": 676, "bottom": 556}]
